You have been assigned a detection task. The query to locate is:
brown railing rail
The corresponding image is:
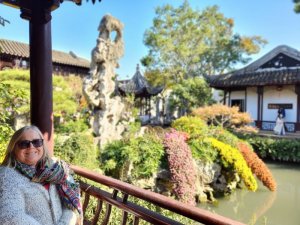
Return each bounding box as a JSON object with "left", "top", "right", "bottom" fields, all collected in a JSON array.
[{"left": 71, "top": 165, "right": 245, "bottom": 225}]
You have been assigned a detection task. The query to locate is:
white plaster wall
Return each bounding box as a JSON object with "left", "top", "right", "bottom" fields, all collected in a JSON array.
[
  {"left": 263, "top": 85, "right": 296, "bottom": 122},
  {"left": 230, "top": 91, "right": 246, "bottom": 101},
  {"left": 246, "top": 87, "right": 258, "bottom": 121},
  {"left": 225, "top": 92, "right": 229, "bottom": 105},
  {"left": 212, "top": 88, "right": 223, "bottom": 103}
]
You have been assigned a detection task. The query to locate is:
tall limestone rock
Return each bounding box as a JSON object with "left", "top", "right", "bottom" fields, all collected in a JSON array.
[{"left": 83, "top": 14, "right": 130, "bottom": 147}]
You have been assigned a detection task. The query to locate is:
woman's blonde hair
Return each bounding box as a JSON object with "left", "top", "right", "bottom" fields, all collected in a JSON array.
[{"left": 1, "top": 125, "right": 50, "bottom": 167}]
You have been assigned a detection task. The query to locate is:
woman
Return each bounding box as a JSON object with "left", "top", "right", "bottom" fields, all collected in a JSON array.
[
  {"left": 273, "top": 113, "right": 285, "bottom": 135},
  {"left": 0, "top": 125, "right": 82, "bottom": 225}
]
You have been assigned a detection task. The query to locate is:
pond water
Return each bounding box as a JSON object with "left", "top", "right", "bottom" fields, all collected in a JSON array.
[{"left": 197, "top": 162, "right": 300, "bottom": 225}]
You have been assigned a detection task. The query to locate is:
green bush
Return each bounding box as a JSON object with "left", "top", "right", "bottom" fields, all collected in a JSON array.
[
  {"left": 269, "top": 139, "right": 300, "bottom": 162},
  {"left": 171, "top": 116, "right": 208, "bottom": 139},
  {"left": 56, "top": 118, "right": 89, "bottom": 134},
  {"left": 101, "top": 134, "right": 164, "bottom": 181},
  {"left": 130, "top": 135, "right": 164, "bottom": 180},
  {"left": 54, "top": 132, "right": 99, "bottom": 170},
  {"left": 100, "top": 139, "right": 131, "bottom": 178},
  {"left": 238, "top": 134, "right": 300, "bottom": 162},
  {"left": 188, "top": 138, "right": 219, "bottom": 162},
  {"left": 0, "top": 82, "right": 27, "bottom": 161},
  {"left": 0, "top": 69, "right": 82, "bottom": 117}
]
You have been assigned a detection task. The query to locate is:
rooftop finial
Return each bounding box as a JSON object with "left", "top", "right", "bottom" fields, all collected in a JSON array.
[{"left": 136, "top": 63, "right": 140, "bottom": 72}]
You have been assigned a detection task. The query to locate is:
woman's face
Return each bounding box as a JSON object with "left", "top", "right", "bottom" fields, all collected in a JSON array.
[{"left": 15, "top": 129, "right": 44, "bottom": 166}]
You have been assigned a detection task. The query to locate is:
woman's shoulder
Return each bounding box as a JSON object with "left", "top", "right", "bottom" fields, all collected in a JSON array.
[
  {"left": 0, "top": 166, "right": 25, "bottom": 184},
  {"left": 0, "top": 166, "right": 16, "bottom": 175}
]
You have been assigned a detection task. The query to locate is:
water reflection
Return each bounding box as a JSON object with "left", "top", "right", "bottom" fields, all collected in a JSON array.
[{"left": 197, "top": 163, "right": 300, "bottom": 225}]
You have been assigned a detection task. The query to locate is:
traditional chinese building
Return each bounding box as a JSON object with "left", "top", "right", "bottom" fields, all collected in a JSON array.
[
  {"left": 118, "top": 64, "right": 163, "bottom": 124},
  {"left": 0, "top": 39, "right": 90, "bottom": 76},
  {"left": 208, "top": 45, "right": 300, "bottom": 132}
]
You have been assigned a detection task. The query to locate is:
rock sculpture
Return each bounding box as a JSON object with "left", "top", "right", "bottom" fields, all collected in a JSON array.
[{"left": 83, "top": 14, "right": 130, "bottom": 147}]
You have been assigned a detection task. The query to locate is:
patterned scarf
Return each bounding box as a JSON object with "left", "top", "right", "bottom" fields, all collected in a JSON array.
[{"left": 16, "top": 159, "right": 82, "bottom": 214}]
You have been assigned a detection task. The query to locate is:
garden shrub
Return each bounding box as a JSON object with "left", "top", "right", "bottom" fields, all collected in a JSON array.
[
  {"left": 54, "top": 132, "right": 99, "bottom": 170},
  {"left": 208, "top": 138, "right": 258, "bottom": 191},
  {"left": 143, "top": 125, "right": 170, "bottom": 141},
  {"left": 0, "top": 82, "right": 27, "bottom": 162},
  {"left": 0, "top": 125, "right": 13, "bottom": 162},
  {"left": 122, "top": 120, "right": 141, "bottom": 141},
  {"left": 188, "top": 138, "right": 218, "bottom": 162},
  {"left": 210, "top": 126, "right": 240, "bottom": 147},
  {"left": 129, "top": 135, "right": 164, "bottom": 180},
  {"left": 0, "top": 69, "right": 83, "bottom": 119},
  {"left": 164, "top": 129, "right": 197, "bottom": 205},
  {"left": 56, "top": 118, "right": 89, "bottom": 134},
  {"left": 243, "top": 135, "right": 300, "bottom": 162},
  {"left": 171, "top": 116, "right": 208, "bottom": 139},
  {"left": 242, "top": 135, "right": 276, "bottom": 158},
  {"left": 101, "top": 134, "right": 164, "bottom": 181},
  {"left": 53, "top": 75, "right": 81, "bottom": 115},
  {"left": 268, "top": 139, "right": 300, "bottom": 162},
  {"left": 100, "top": 139, "right": 129, "bottom": 178},
  {"left": 192, "top": 104, "right": 252, "bottom": 129},
  {"left": 237, "top": 142, "right": 276, "bottom": 191}
]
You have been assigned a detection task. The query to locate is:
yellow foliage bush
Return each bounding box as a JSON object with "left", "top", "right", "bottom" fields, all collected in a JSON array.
[
  {"left": 171, "top": 116, "right": 208, "bottom": 139},
  {"left": 208, "top": 138, "right": 258, "bottom": 191}
]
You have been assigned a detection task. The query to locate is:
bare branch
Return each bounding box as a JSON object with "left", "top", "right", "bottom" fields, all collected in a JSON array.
[{"left": 0, "top": 16, "right": 10, "bottom": 27}]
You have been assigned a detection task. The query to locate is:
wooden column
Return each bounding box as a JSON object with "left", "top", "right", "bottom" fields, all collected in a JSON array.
[
  {"left": 244, "top": 89, "right": 247, "bottom": 112},
  {"left": 223, "top": 91, "right": 227, "bottom": 105},
  {"left": 295, "top": 85, "right": 300, "bottom": 131},
  {"left": 256, "top": 86, "right": 264, "bottom": 129},
  {"left": 20, "top": 0, "right": 59, "bottom": 154},
  {"left": 148, "top": 97, "right": 151, "bottom": 117}
]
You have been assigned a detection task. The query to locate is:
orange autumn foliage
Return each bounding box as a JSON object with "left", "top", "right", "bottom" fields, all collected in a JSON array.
[
  {"left": 237, "top": 142, "right": 276, "bottom": 191},
  {"left": 192, "top": 104, "right": 253, "bottom": 129}
]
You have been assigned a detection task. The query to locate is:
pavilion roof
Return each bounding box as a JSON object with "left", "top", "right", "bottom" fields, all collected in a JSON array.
[
  {"left": 118, "top": 64, "right": 163, "bottom": 97},
  {"left": 207, "top": 45, "right": 300, "bottom": 89},
  {"left": 0, "top": 0, "right": 98, "bottom": 10},
  {"left": 0, "top": 39, "right": 90, "bottom": 68}
]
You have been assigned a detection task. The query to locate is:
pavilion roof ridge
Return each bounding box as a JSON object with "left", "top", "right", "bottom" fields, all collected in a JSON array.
[
  {"left": 237, "top": 45, "right": 300, "bottom": 74},
  {"left": 118, "top": 64, "right": 163, "bottom": 96},
  {"left": 0, "top": 38, "right": 90, "bottom": 68}
]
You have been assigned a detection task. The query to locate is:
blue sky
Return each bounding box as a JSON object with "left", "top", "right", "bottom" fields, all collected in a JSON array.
[{"left": 0, "top": 0, "right": 299, "bottom": 79}]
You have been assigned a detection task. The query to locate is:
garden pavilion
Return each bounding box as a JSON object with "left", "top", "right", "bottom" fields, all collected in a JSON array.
[{"left": 118, "top": 64, "right": 163, "bottom": 124}]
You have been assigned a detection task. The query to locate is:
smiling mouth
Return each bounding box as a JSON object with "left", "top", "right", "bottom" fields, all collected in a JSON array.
[{"left": 25, "top": 151, "right": 39, "bottom": 157}]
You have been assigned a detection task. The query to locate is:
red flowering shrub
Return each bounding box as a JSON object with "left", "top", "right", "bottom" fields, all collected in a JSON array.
[
  {"left": 237, "top": 142, "right": 277, "bottom": 191},
  {"left": 164, "top": 129, "right": 197, "bottom": 205}
]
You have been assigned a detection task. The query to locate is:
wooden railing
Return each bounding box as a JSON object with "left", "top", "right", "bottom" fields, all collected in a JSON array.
[{"left": 71, "top": 165, "right": 246, "bottom": 225}]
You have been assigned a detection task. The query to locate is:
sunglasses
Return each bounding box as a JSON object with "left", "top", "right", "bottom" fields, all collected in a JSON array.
[{"left": 17, "top": 139, "right": 44, "bottom": 149}]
